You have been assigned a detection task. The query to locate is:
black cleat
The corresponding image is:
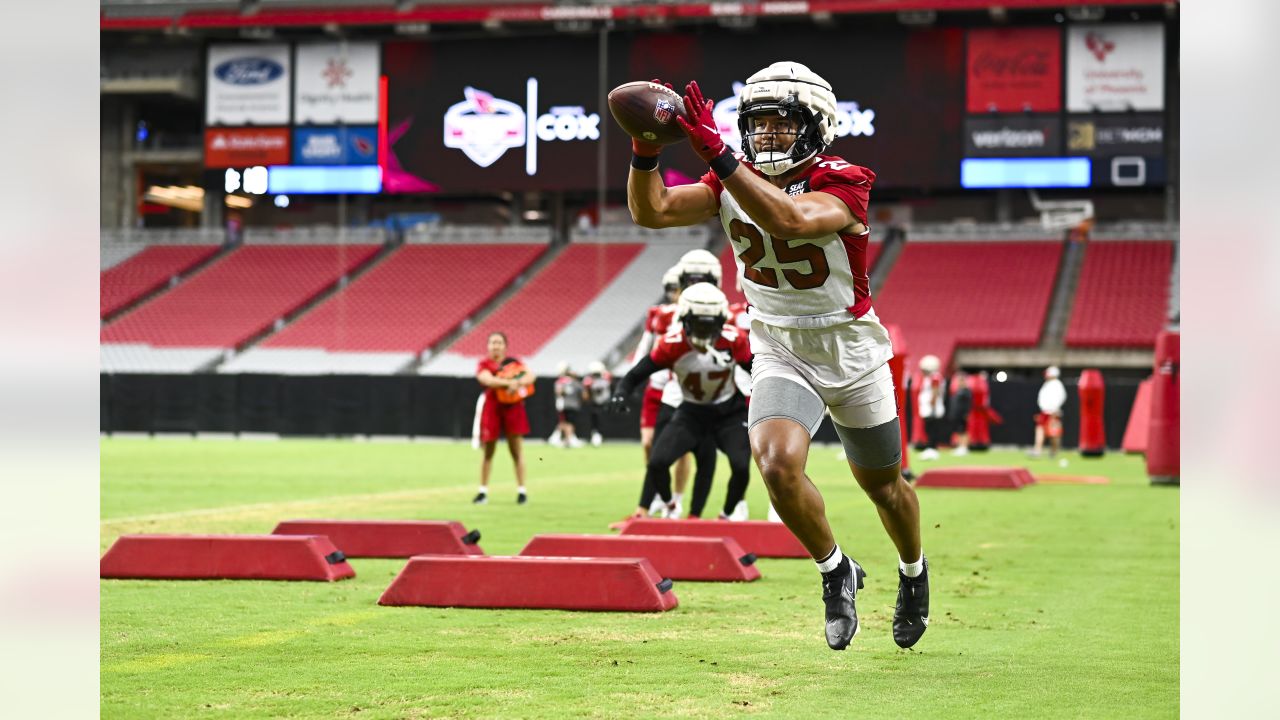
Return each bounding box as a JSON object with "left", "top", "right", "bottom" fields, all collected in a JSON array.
[
  {"left": 472, "top": 492, "right": 488, "bottom": 505},
  {"left": 517, "top": 492, "right": 528, "bottom": 505},
  {"left": 893, "top": 557, "right": 930, "bottom": 648},
  {"left": 820, "top": 557, "right": 866, "bottom": 650}
]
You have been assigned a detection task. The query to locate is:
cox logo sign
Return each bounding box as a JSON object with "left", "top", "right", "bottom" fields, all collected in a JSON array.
[
  {"left": 214, "top": 58, "right": 285, "bottom": 86},
  {"left": 712, "top": 82, "right": 877, "bottom": 152},
  {"left": 535, "top": 106, "right": 601, "bottom": 142}
]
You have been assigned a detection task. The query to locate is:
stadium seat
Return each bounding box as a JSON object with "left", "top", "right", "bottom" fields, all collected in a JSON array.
[
  {"left": 101, "top": 244, "right": 220, "bottom": 318},
  {"left": 874, "top": 241, "right": 1062, "bottom": 369},
  {"left": 101, "top": 244, "right": 379, "bottom": 350},
  {"left": 1065, "top": 240, "right": 1175, "bottom": 348}
]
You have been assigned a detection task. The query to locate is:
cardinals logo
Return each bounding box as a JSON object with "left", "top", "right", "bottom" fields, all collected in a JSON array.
[
  {"left": 443, "top": 87, "right": 527, "bottom": 168},
  {"left": 1085, "top": 31, "right": 1115, "bottom": 62}
]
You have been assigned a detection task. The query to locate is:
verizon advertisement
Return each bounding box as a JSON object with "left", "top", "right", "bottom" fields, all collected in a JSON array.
[
  {"left": 206, "top": 44, "right": 292, "bottom": 126},
  {"left": 966, "top": 28, "right": 1062, "bottom": 113},
  {"left": 204, "top": 128, "right": 290, "bottom": 168},
  {"left": 385, "top": 27, "right": 964, "bottom": 192},
  {"left": 294, "top": 42, "right": 380, "bottom": 125},
  {"left": 1067, "top": 24, "right": 1165, "bottom": 112},
  {"left": 963, "top": 116, "right": 1062, "bottom": 157}
]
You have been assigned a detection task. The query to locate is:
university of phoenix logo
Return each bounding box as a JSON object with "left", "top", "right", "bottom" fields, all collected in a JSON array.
[{"left": 443, "top": 87, "right": 526, "bottom": 168}]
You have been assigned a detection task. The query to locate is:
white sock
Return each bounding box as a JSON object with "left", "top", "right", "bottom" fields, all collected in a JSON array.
[
  {"left": 477, "top": 486, "right": 488, "bottom": 495},
  {"left": 517, "top": 487, "right": 527, "bottom": 495},
  {"left": 816, "top": 546, "right": 844, "bottom": 574},
  {"left": 672, "top": 492, "right": 684, "bottom": 504},
  {"left": 900, "top": 553, "right": 925, "bottom": 578}
]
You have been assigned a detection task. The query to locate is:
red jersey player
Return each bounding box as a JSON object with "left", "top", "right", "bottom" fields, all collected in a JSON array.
[
  {"left": 473, "top": 331, "right": 534, "bottom": 505},
  {"left": 624, "top": 62, "right": 928, "bottom": 651},
  {"left": 612, "top": 283, "right": 753, "bottom": 520}
]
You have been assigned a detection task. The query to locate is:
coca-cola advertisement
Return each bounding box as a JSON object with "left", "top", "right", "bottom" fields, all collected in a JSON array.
[{"left": 966, "top": 28, "right": 1062, "bottom": 114}]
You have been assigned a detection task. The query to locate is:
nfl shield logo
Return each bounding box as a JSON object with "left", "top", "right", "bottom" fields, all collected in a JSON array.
[{"left": 653, "top": 99, "right": 675, "bottom": 125}]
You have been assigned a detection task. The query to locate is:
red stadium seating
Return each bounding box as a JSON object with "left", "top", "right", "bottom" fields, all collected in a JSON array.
[
  {"left": 874, "top": 242, "right": 1061, "bottom": 369},
  {"left": 447, "top": 243, "right": 645, "bottom": 359},
  {"left": 101, "top": 244, "right": 378, "bottom": 349},
  {"left": 717, "top": 241, "right": 881, "bottom": 308},
  {"left": 263, "top": 244, "right": 544, "bottom": 353},
  {"left": 1065, "top": 241, "right": 1174, "bottom": 348},
  {"left": 100, "top": 244, "right": 220, "bottom": 318}
]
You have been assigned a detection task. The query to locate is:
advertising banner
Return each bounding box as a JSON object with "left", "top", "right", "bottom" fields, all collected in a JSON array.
[
  {"left": 966, "top": 28, "right": 1062, "bottom": 113},
  {"left": 292, "top": 126, "right": 379, "bottom": 165},
  {"left": 384, "top": 26, "right": 966, "bottom": 192},
  {"left": 1067, "top": 24, "right": 1165, "bottom": 112},
  {"left": 294, "top": 42, "right": 380, "bottom": 125},
  {"left": 204, "top": 128, "right": 290, "bottom": 168},
  {"left": 963, "top": 115, "right": 1063, "bottom": 157},
  {"left": 1066, "top": 113, "right": 1164, "bottom": 156},
  {"left": 206, "top": 44, "right": 292, "bottom": 126}
]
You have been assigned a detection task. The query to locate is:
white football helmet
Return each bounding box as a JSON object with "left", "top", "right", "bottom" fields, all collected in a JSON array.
[
  {"left": 1045, "top": 366, "right": 1061, "bottom": 380},
  {"left": 588, "top": 360, "right": 606, "bottom": 376},
  {"left": 919, "top": 355, "right": 941, "bottom": 374},
  {"left": 677, "top": 282, "right": 729, "bottom": 350},
  {"left": 738, "top": 61, "right": 838, "bottom": 176},
  {"left": 556, "top": 361, "right": 572, "bottom": 376},
  {"left": 677, "top": 249, "right": 722, "bottom": 289}
]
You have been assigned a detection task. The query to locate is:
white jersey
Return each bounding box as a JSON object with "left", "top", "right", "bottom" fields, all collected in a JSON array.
[
  {"left": 651, "top": 324, "right": 753, "bottom": 406},
  {"left": 699, "top": 154, "right": 877, "bottom": 330}
]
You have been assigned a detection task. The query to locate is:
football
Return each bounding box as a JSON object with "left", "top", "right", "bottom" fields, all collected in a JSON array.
[{"left": 607, "top": 81, "right": 688, "bottom": 145}]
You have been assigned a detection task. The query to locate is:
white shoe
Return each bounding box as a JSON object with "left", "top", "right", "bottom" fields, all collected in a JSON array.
[
  {"left": 648, "top": 497, "right": 667, "bottom": 517},
  {"left": 767, "top": 503, "right": 782, "bottom": 523},
  {"left": 567, "top": 437, "right": 585, "bottom": 449},
  {"left": 591, "top": 431, "right": 603, "bottom": 447},
  {"left": 548, "top": 430, "right": 562, "bottom": 445},
  {"left": 728, "top": 500, "right": 749, "bottom": 522},
  {"left": 920, "top": 448, "right": 940, "bottom": 461},
  {"left": 667, "top": 500, "right": 683, "bottom": 520},
  {"left": 952, "top": 447, "right": 969, "bottom": 457}
]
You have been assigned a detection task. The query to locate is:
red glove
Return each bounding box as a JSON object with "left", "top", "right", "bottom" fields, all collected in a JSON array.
[
  {"left": 633, "top": 79, "right": 673, "bottom": 158},
  {"left": 675, "top": 80, "right": 728, "bottom": 163}
]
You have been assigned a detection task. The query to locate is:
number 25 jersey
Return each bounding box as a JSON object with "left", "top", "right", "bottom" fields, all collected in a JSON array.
[{"left": 699, "top": 154, "right": 876, "bottom": 330}]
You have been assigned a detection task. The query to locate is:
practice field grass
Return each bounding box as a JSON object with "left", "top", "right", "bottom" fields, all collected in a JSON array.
[{"left": 101, "top": 438, "right": 1178, "bottom": 719}]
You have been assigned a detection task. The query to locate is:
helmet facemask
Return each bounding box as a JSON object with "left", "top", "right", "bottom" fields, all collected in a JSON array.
[
  {"left": 682, "top": 313, "right": 726, "bottom": 352},
  {"left": 738, "top": 95, "right": 822, "bottom": 176}
]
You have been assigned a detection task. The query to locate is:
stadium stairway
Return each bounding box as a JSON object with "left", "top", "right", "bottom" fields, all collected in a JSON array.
[
  {"left": 424, "top": 229, "right": 704, "bottom": 377},
  {"left": 1064, "top": 239, "right": 1176, "bottom": 348}
]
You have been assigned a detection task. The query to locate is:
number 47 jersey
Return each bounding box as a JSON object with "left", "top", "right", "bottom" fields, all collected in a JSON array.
[
  {"left": 650, "top": 323, "right": 752, "bottom": 405},
  {"left": 699, "top": 154, "right": 877, "bottom": 329}
]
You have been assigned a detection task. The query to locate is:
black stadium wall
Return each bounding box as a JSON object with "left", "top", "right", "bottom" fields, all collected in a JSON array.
[{"left": 101, "top": 373, "right": 1144, "bottom": 451}]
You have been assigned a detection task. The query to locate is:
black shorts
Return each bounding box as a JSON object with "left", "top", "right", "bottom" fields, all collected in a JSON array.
[{"left": 558, "top": 408, "right": 580, "bottom": 425}]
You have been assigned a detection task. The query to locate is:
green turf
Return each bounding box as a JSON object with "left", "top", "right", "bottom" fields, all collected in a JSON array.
[{"left": 101, "top": 438, "right": 1178, "bottom": 719}]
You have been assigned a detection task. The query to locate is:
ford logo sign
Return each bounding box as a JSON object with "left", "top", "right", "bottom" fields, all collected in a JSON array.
[{"left": 214, "top": 58, "right": 284, "bottom": 86}]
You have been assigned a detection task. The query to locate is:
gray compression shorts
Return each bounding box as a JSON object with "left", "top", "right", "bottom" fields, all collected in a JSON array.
[{"left": 749, "top": 375, "right": 903, "bottom": 469}]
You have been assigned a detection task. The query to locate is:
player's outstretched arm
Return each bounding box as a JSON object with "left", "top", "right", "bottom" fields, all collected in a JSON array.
[
  {"left": 676, "top": 80, "right": 862, "bottom": 241},
  {"left": 627, "top": 138, "right": 718, "bottom": 229}
]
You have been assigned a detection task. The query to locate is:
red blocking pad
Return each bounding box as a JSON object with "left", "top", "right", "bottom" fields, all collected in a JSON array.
[
  {"left": 619, "top": 518, "right": 809, "bottom": 559},
  {"left": 520, "top": 534, "right": 761, "bottom": 582},
  {"left": 378, "top": 555, "right": 678, "bottom": 612},
  {"left": 271, "top": 519, "right": 483, "bottom": 558},
  {"left": 915, "top": 466, "right": 1036, "bottom": 490},
  {"left": 100, "top": 535, "right": 355, "bottom": 581}
]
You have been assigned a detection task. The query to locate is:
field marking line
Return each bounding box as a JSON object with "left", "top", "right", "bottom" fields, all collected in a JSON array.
[{"left": 102, "top": 471, "right": 630, "bottom": 526}]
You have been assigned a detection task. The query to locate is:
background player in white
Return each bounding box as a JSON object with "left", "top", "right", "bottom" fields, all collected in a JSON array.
[
  {"left": 625, "top": 62, "right": 928, "bottom": 650},
  {"left": 611, "top": 283, "right": 753, "bottom": 520},
  {"left": 1033, "top": 365, "right": 1067, "bottom": 458}
]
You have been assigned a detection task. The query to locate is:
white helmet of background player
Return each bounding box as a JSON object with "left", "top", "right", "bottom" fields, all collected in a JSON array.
[
  {"left": 662, "top": 264, "right": 681, "bottom": 302},
  {"left": 556, "top": 360, "right": 573, "bottom": 376},
  {"left": 738, "top": 61, "right": 838, "bottom": 176},
  {"left": 677, "top": 282, "right": 729, "bottom": 351},
  {"left": 588, "top": 360, "right": 606, "bottom": 376},
  {"left": 677, "top": 249, "right": 722, "bottom": 289},
  {"left": 919, "top": 355, "right": 941, "bottom": 374},
  {"left": 1045, "top": 365, "right": 1061, "bottom": 380}
]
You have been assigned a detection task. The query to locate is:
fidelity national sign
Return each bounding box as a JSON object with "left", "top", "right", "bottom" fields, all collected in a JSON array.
[
  {"left": 206, "top": 44, "right": 292, "bottom": 126},
  {"left": 294, "top": 43, "right": 380, "bottom": 125},
  {"left": 1067, "top": 24, "right": 1165, "bottom": 112}
]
